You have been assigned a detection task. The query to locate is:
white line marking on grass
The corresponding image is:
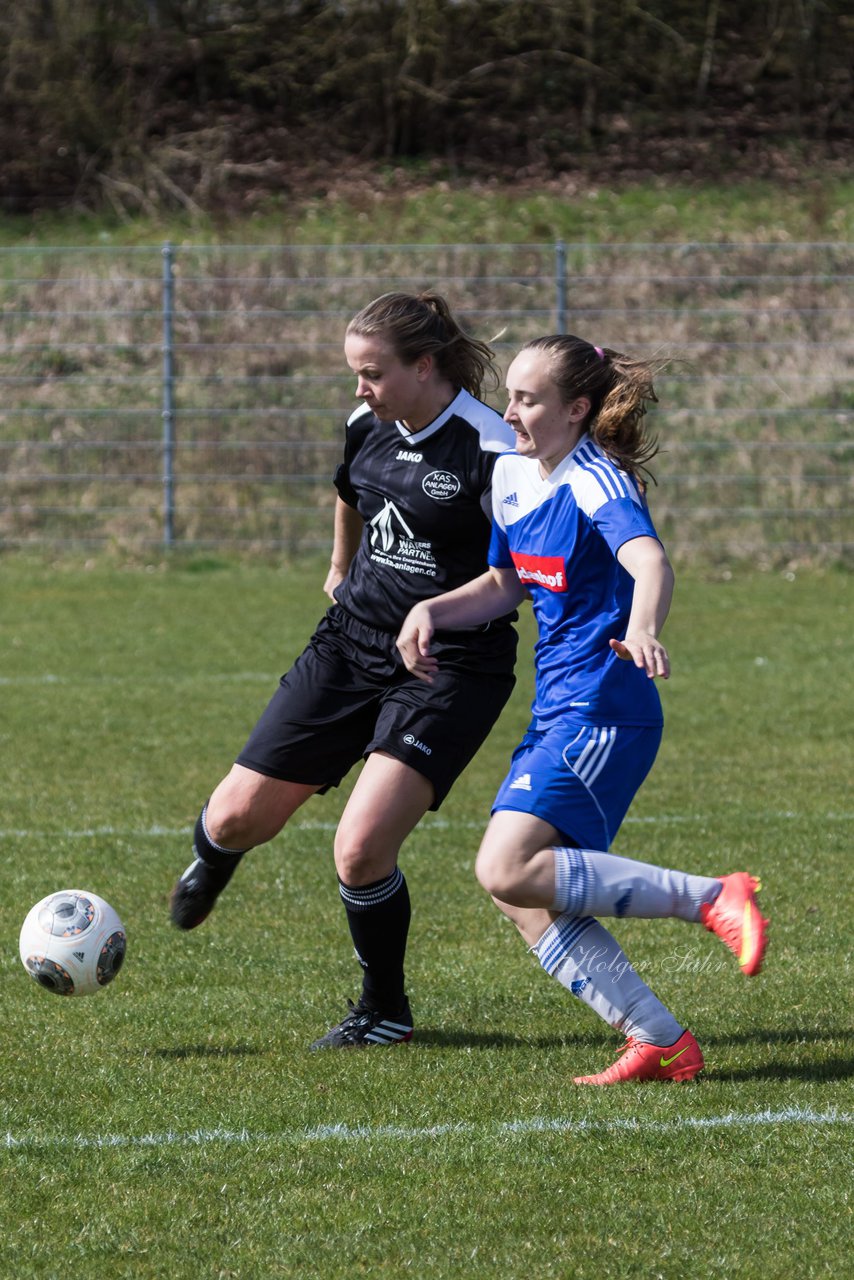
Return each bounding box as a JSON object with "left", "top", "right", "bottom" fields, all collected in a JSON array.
[
  {"left": 4, "top": 1107, "right": 851, "bottom": 1153},
  {"left": 287, "top": 812, "right": 854, "bottom": 830},
  {"left": 0, "top": 673, "right": 276, "bottom": 686},
  {"left": 0, "top": 825, "right": 195, "bottom": 840},
  {"left": 2, "top": 811, "right": 850, "bottom": 841}
]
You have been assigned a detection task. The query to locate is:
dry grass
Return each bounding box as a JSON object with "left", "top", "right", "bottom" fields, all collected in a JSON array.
[{"left": 1, "top": 236, "right": 851, "bottom": 561}]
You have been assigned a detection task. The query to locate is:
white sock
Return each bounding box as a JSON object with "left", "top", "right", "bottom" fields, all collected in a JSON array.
[
  {"left": 534, "top": 913, "right": 684, "bottom": 1045},
  {"left": 552, "top": 846, "right": 722, "bottom": 922}
]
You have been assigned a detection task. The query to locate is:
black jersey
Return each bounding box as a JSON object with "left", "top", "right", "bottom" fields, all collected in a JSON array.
[{"left": 332, "top": 388, "right": 516, "bottom": 632}]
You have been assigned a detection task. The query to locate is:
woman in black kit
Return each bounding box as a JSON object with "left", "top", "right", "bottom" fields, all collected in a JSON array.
[{"left": 170, "top": 292, "right": 517, "bottom": 1048}]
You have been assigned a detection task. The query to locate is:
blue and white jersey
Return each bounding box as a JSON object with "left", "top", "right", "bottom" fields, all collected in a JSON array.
[{"left": 489, "top": 434, "right": 664, "bottom": 728}]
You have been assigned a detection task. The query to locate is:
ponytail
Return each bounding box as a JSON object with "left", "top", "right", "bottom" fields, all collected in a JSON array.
[
  {"left": 346, "top": 291, "right": 499, "bottom": 398},
  {"left": 520, "top": 335, "right": 662, "bottom": 486}
]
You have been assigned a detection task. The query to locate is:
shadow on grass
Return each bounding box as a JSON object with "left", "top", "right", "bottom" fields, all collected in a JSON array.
[
  {"left": 415, "top": 1025, "right": 854, "bottom": 1083},
  {"left": 702, "top": 1026, "right": 850, "bottom": 1047},
  {"left": 150, "top": 1044, "right": 261, "bottom": 1060},
  {"left": 415, "top": 1027, "right": 613, "bottom": 1050},
  {"left": 147, "top": 1026, "right": 852, "bottom": 1076},
  {"left": 698, "top": 1026, "right": 854, "bottom": 1082},
  {"left": 713, "top": 1058, "right": 854, "bottom": 1083}
]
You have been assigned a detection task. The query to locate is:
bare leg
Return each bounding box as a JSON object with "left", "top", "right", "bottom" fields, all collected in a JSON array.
[
  {"left": 327, "top": 751, "right": 434, "bottom": 1017},
  {"left": 476, "top": 809, "right": 722, "bottom": 923},
  {"left": 333, "top": 750, "right": 434, "bottom": 884},
  {"left": 474, "top": 809, "right": 685, "bottom": 1048},
  {"left": 206, "top": 762, "right": 321, "bottom": 848},
  {"left": 475, "top": 809, "right": 563, "bottom": 912},
  {"left": 170, "top": 765, "right": 321, "bottom": 930}
]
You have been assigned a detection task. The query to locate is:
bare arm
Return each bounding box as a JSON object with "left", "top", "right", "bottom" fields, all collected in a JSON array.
[
  {"left": 396, "top": 566, "right": 526, "bottom": 683},
  {"left": 610, "top": 536, "right": 675, "bottom": 679},
  {"left": 323, "top": 498, "right": 364, "bottom": 600}
]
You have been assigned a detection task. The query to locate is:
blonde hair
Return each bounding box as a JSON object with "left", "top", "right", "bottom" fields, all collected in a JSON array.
[
  {"left": 346, "top": 291, "right": 499, "bottom": 398},
  {"left": 522, "top": 335, "right": 662, "bottom": 486}
]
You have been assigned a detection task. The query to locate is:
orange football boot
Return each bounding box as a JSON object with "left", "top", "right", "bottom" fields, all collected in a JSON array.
[
  {"left": 700, "top": 872, "right": 769, "bottom": 976},
  {"left": 573, "top": 1030, "right": 704, "bottom": 1085}
]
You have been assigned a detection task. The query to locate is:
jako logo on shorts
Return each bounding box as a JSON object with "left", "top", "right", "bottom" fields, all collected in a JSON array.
[
  {"left": 403, "top": 733, "right": 432, "bottom": 755},
  {"left": 510, "top": 552, "right": 568, "bottom": 592}
]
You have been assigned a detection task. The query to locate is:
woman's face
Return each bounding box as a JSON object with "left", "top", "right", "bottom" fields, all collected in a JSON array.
[
  {"left": 503, "top": 348, "right": 589, "bottom": 474},
  {"left": 344, "top": 332, "right": 430, "bottom": 424}
]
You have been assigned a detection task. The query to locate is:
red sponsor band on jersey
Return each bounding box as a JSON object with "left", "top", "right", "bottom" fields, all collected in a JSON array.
[{"left": 510, "top": 552, "right": 568, "bottom": 592}]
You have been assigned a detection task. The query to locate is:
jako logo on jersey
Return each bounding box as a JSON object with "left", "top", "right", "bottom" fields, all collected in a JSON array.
[
  {"left": 403, "top": 733, "right": 432, "bottom": 755},
  {"left": 396, "top": 450, "right": 423, "bottom": 462},
  {"left": 422, "top": 470, "right": 461, "bottom": 500},
  {"left": 511, "top": 552, "right": 568, "bottom": 592}
]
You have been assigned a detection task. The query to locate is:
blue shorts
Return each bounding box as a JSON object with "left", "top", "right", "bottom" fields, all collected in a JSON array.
[{"left": 491, "top": 720, "right": 662, "bottom": 850}]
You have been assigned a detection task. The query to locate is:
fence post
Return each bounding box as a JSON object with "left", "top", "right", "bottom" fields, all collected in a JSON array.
[
  {"left": 161, "top": 241, "right": 176, "bottom": 548},
  {"left": 555, "top": 240, "right": 567, "bottom": 335}
]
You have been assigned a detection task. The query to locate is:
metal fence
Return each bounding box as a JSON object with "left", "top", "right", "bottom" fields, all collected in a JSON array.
[{"left": 1, "top": 241, "right": 851, "bottom": 562}]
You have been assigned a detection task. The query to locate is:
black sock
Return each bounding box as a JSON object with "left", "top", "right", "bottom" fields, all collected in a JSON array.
[
  {"left": 193, "top": 805, "right": 249, "bottom": 886},
  {"left": 338, "top": 868, "right": 411, "bottom": 1013}
]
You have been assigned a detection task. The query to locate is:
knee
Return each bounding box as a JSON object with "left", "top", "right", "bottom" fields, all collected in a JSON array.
[
  {"left": 475, "top": 845, "right": 520, "bottom": 902},
  {"left": 206, "top": 776, "right": 279, "bottom": 849},
  {"left": 206, "top": 763, "right": 311, "bottom": 849},
  {"left": 334, "top": 828, "right": 387, "bottom": 886},
  {"left": 204, "top": 797, "right": 255, "bottom": 850}
]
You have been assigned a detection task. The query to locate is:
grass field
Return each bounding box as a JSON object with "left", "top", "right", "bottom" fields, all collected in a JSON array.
[{"left": 1, "top": 555, "right": 851, "bottom": 1278}]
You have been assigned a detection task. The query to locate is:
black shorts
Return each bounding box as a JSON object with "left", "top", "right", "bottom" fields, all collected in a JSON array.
[{"left": 236, "top": 605, "right": 517, "bottom": 809}]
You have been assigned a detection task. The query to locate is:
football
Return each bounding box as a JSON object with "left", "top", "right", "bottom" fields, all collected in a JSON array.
[{"left": 19, "top": 889, "right": 127, "bottom": 997}]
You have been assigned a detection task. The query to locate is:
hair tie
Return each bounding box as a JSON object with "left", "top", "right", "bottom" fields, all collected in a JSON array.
[{"left": 593, "top": 345, "right": 605, "bottom": 360}]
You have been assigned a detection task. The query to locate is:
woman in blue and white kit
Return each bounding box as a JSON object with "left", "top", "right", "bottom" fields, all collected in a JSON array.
[{"left": 397, "top": 335, "right": 768, "bottom": 1085}]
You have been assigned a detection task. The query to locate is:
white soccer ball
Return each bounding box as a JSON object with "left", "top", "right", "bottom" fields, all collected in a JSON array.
[{"left": 19, "top": 889, "right": 127, "bottom": 997}]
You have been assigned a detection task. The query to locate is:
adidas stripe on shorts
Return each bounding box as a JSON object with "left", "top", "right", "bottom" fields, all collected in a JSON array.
[{"left": 491, "top": 720, "right": 662, "bottom": 849}]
